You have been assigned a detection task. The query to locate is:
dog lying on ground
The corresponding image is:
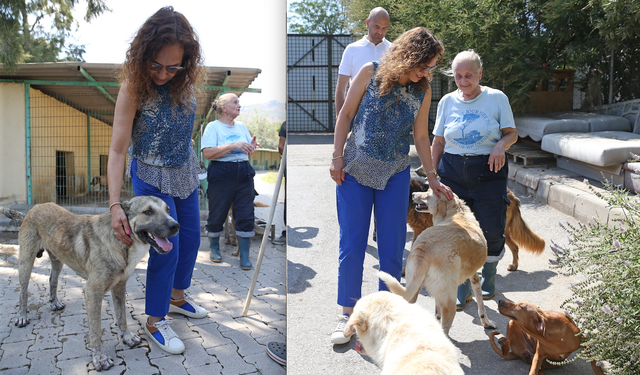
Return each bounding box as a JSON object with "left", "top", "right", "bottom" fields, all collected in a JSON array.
[
  {"left": 490, "top": 299, "right": 605, "bottom": 375},
  {"left": 381, "top": 189, "right": 497, "bottom": 335},
  {"left": 410, "top": 174, "right": 545, "bottom": 271},
  {"left": 16, "top": 196, "right": 179, "bottom": 371},
  {"left": 343, "top": 279, "right": 464, "bottom": 375}
]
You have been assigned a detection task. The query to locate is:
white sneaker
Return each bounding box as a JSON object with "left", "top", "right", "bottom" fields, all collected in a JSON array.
[
  {"left": 330, "top": 314, "right": 352, "bottom": 344},
  {"left": 144, "top": 318, "right": 185, "bottom": 354},
  {"left": 169, "top": 293, "right": 208, "bottom": 318}
]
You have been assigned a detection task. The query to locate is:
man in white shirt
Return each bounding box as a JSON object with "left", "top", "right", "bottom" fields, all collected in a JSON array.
[{"left": 334, "top": 7, "right": 391, "bottom": 118}]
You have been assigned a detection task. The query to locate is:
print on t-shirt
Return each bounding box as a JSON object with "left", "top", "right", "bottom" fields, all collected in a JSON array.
[
  {"left": 226, "top": 134, "right": 244, "bottom": 154},
  {"left": 446, "top": 109, "right": 491, "bottom": 150}
]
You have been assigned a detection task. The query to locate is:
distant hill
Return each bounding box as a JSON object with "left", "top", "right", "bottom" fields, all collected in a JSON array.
[{"left": 241, "top": 100, "right": 286, "bottom": 123}]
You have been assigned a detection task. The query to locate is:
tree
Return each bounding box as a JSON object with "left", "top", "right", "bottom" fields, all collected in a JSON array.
[
  {"left": 0, "top": 0, "right": 109, "bottom": 71},
  {"left": 288, "top": 0, "right": 351, "bottom": 34},
  {"left": 344, "top": 0, "right": 640, "bottom": 110}
]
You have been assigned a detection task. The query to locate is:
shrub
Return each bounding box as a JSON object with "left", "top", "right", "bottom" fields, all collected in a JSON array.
[{"left": 552, "top": 181, "right": 640, "bottom": 374}]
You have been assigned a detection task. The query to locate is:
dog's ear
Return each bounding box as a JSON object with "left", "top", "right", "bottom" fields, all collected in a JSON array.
[
  {"left": 120, "top": 200, "right": 132, "bottom": 217},
  {"left": 344, "top": 312, "right": 367, "bottom": 337},
  {"left": 436, "top": 199, "right": 447, "bottom": 219},
  {"left": 536, "top": 313, "right": 546, "bottom": 337}
]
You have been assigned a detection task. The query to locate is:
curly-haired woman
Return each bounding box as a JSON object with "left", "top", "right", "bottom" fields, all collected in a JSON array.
[
  {"left": 108, "top": 6, "right": 207, "bottom": 354},
  {"left": 329, "top": 27, "right": 453, "bottom": 344}
]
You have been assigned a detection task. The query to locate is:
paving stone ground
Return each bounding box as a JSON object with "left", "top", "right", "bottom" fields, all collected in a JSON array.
[{"left": 0, "top": 171, "right": 286, "bottom": 375}]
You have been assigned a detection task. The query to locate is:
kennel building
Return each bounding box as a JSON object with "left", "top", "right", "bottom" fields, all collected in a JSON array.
[{"left": 0, "top": 62, "right": 261, "bottom": 210}]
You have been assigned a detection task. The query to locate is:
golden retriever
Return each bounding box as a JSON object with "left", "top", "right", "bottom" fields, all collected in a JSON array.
[
  {"left": 343, "top": 281, "right": 464, "bottom": 375},
  {"left": 381, "top": 189, "right": 497, "bottom": 335}
]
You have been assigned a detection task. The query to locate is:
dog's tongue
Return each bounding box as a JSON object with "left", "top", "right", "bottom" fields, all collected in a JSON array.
[{"left": 156, "top": 237, "right": 173, "bottom": 252}]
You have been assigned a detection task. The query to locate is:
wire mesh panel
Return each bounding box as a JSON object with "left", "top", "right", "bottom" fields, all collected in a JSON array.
[
  {"left": 28, "top": 88, "right": 130, "bottom": 207},
  {"left": 287, "top": 34, "right": 354, "bottom": 132}
]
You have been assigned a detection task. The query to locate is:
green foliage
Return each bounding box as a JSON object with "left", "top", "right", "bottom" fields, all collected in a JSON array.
[
  {"left": 552, "top": 181, "right": 640, "bottom": 374},
  {"left": 239, "top": 108, "right": 283, "bottom": 151},
  {"left": 0, "top": 0, "right": 109, "bottom": 71},
  {"left": 344, "top": 0, "right": 640, "bottom": 109},
  {"left": 288, "top": 0, "right": 351, "bottom": 34}
]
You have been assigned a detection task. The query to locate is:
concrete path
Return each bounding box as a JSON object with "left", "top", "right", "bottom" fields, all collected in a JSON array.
[
  {"left": 287, "top": 134, "right": 607, "bottom": 375},
  {"left": 0, "top": 171, "right": 286, "bottom": 374}
]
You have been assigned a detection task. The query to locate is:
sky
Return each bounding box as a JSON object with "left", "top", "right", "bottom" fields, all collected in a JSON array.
[{"left": 71, "top": 0, "right": 286, "bottom": 106}]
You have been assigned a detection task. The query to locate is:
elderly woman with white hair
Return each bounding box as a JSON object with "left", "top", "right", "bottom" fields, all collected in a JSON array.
[
  {"left": 201, "top": 93, "right": 259, "bottom": 270},
  {"left": 431, "top": 50, "right": 518, "bottom": 310}
]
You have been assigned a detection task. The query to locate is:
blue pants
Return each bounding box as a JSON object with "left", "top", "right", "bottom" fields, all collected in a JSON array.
[
  {"left": 336, "top": 167, "right": 410, "bottom": 307},
  {"left": 131, "top": 159, "right": 201, "bottom": 318},
  {"left": 205, "top": 160, "right": 255, "bottom": 237},
  {"left": 437, "top": 153, "right": 509, "bottom": 261}
]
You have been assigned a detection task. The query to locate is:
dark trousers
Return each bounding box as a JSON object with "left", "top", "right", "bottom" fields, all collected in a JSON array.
[
  {"left": 437, "top": 153, "right": 509, "bottom": 261},
  {"left": 205, "top": 160, "right": 256, "bottom": 237}
]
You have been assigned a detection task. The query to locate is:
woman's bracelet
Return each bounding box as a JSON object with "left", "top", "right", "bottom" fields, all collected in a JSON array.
[
  {"left": 423, "top": 169, "right": 437, "bottom": 176},
  {"left": 332, "top": 155, "right": 344, "bottom": 160},
  {"left": 109, "top": 202, "right": 122, "bottom": 210}
]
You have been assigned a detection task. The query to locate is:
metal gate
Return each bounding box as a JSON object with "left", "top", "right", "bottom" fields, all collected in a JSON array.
[
  {"left": 287, "top": 33, "right": 448, "bottom": 133},
  {"left": 287, "top": 34, "right": 354, "bottom": 132}
]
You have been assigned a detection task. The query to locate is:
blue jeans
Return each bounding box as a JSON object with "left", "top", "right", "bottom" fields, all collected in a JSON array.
[
  {"left": 131, "top": 159, "right": 201, "bottom": 317},
  {"left": 205, "top": 160, "right": 256, "bottom": 237},
  {"left": 437, "top": 153, "right": 509, "bottom": 261},
  {"left": 336, "top": 167, "right": 410, "bottom": 307}
]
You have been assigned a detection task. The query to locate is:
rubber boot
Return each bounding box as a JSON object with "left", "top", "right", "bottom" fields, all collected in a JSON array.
[
  {"left": 238, "top": 237, "right": 252, "bottom": 270},
  {"left": 209, "top": 237, "right": 221, "bottom": 263},
  {"left": 481, "top": 261, "right": 498, "bottom": 299},
  {"left": 456, "top": 279, "right": 472, "bottom": 311}
]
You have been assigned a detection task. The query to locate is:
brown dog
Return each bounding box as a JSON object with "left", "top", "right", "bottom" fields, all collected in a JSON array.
[
  {"left": 490, "top": 299, "right": 605, "bottom": 375},
  {"left": 409, "top": 177, "right": 545, "bottom": 271}
]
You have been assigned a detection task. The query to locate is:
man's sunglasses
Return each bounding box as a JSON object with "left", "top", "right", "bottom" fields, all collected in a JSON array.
[{"left": 150, "top": 63, "right": 184, "bottom": 74}]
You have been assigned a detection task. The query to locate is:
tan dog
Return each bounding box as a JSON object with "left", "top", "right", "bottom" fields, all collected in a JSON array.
[
  {"left": 343, "top": 281, "right": 464, "bottom": 375},
  {"left": 490, "top": 300, "right": 605, "bottom": 375},
  {"left": 382, "top": 189, "right": 497, "bottom": 335},
  {"left": 413, "top": 169, "right": 545, "bottom": 271},
  {"left": 16, "top": 196, "right": 179, "bottom": 371}
]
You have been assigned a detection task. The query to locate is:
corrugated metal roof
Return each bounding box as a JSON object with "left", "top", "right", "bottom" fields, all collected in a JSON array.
[{"left": 0, "top": 62, "right": 261, "bottom": 126}]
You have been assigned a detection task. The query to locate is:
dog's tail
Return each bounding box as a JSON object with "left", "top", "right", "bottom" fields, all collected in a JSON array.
[
  {"left": 0, "top": 206, "right": 25, "bottom": 221},
  {"left": 253, "top": 202, "right": 269, "bottom": 207},
  {"left": 489, "top": 331, "right": 520, "bottom": 360},
  {"left": 378, "top": 271, "right": 407, "bottom": 296},
  {"left": 507, "top": 193, "right": 545, "bottom": 255}
]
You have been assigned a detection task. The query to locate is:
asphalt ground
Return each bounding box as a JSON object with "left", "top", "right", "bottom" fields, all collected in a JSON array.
[{"left": 286, "top": 134, "right": 596, "bottom": 375}]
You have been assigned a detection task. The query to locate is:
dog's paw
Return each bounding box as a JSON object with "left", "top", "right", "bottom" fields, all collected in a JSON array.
[
  {"left": 507, "top": 264, "right": 518, "bottom": 271},
  {"left": 15, "top": 315, "right": 30, "bottom": 327},
  {"left": 122, "top": 331, "right": 142, "bottom": 347},
  {"left": 483, "top": 318, "right": 498, "bottom": 329},
  {"left": 91, "top": 352, "right": 114, "bottom": 371},
  {"left": 49, "top": 299, "right": 65, "bottom": 311}
]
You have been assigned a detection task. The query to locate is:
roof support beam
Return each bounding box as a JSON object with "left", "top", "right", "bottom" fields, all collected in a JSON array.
[{"left": 78, "top": 66, "right": 116, "bottom": 104}]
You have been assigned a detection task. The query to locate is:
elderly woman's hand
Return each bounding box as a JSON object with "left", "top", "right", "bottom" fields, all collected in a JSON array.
[
  {"left": 330, "top": 157, "right": 346, "bottom": 186},
  {"left": 488, "top": 142, "right": 506, "bottom": 172}
]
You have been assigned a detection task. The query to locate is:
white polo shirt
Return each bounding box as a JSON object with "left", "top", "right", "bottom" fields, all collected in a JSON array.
[{"left": 338, "top": 36, "right": 392, "bottom": 80}]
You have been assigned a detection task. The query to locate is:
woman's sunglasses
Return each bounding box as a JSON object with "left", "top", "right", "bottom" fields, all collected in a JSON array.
[
  {"left": 422, "top": 65, "right": 438, "bottom": 72},
  {"left": 150, "top": 63, "right": 185, "bottom": 74}
]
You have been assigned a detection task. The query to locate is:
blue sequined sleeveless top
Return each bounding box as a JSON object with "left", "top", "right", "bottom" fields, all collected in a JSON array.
[
  {"left": 128, "top": 84, "right": 203, "bottom": 199},
  {"left": 343, "top": 62, "right": 426, "bottom": 189}
]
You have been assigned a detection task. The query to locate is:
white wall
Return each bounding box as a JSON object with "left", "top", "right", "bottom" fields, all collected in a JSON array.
[{"left": 0, "top": 83, "right": 27, "bottom": 204}]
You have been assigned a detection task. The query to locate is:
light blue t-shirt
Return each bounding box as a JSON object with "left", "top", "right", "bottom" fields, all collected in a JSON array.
[
  {"left": 433, "top": 87, "right": 515, "bottom": 155},
  {"left": 201, "top": 119, "right": 252, "bottom": 162}
]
